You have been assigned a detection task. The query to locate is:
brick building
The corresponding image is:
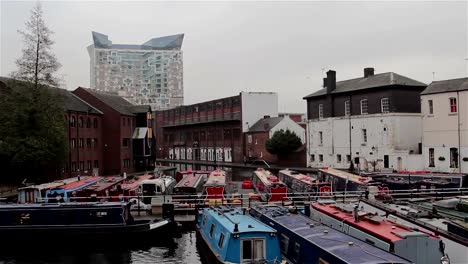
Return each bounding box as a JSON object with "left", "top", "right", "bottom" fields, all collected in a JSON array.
[
  {"left": 73, "top": 87, "right": 155, "bottom": 175},
  {"left": 154, "top": 92, "right": 278, "bottom": 169}
]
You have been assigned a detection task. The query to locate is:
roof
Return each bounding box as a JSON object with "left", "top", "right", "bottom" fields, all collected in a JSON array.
[
  {"left": 129, "top": 104, "right": 151, "bottom": 114},
  {"left": 205, "top": 207, "right": 275, "bottom": 234},
  {"left": 205, "top": 170, "right": 226, "bottom": 186},
  {"left": 253, "top": 206, "right": 411, "bottom": 264},
  {"left": 320, "top": 168, "right": 370, "bottom": 185},
  {"left": 248, "top": 117, "right": 283, "bottom": 132},
  {"left": 77, "top": 87, "right": 136, "bottom": 116},
  {"left": 303, "top": 72, "right": 427, "bottom": 99},
  {"left": 421, "top": 77, "right": 468, "bottom": 95},
  {"left": 81, "top": 176, "right": 124, "bottom": 192},
  {"left": 121, "top": 175, "right": 154, "bottom": 190},
  {"left": 51, "top": 176, "right": 101, "bottom": 192},
  {"left": 92, "top": 31, "right": 184, "bottom": 50},
  {"left": 0, "top": 77, "right": 102, "bottom": 115},
  {"left": 175, "top": 173, "right": 204, "bottom": 188}
]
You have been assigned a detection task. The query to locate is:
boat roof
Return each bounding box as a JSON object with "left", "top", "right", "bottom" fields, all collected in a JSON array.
[
  {"left": 49, "top": 177, "right": 101, "bottom": 192},
  {"left": 121, "top": 175, "right": 154, "bottom": 190},
  {"left": 175, "top": 173, "right": 203, "bottom": 188},
  {"left": 142, "top": 176, "right": 175, "bottom": 185},
  {"left": 18, "top": 176, "right": 90, "bottom": 191},
  {"left": 0, "top": 202, "right": 128, "bottom": 210},
  {"left": 279, "top": 169, "right": 327, "bottom": 186},
  {"left": 311, "top": 202, "right": 440, "bottom": 243},
  {"left": 205, "top": 207, "right": 275, "bottom": 234},
  {"left": 364, "top": 171, "right": 466, "bottom": 177},
  {"left": 253, "top": 168, "right": 285, "bottom": 186},
  {"left": 319, "top": 168, "right": 369, "bottom": 185},
  {"left": 254, "top": 206, "right": 411, "bottom": 264},
  {"left": 205, "top": 170, "right": 226, "bottom": 186},
  {"left": 80, "top": 176, "right": 124, "bottom": 192},
  {"left": 178, "top": 170, "right": 211, "bottom": 175}
]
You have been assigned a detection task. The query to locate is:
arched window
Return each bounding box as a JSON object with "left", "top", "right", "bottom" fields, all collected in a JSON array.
[
  {"left": 70, "top": 116, "right": 76, "bottom": 127},
  {"left": 78, "top": 117, "right": 83, "bottom": 128},
  {"left": 93, "top": 118, "right": 98, "bottom": 128},
  {"left": 86, "top": 117, "right": 91, "bottom": 128}
]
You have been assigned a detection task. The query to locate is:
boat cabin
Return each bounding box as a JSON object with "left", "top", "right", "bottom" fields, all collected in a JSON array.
[
  {"left": 44, "top": 177, "right": 102, "bottom": 203},
  {"left": 278, "top": 169, "right": 331, "bottom": 195},
  {"left": 75, "top": 176, "right": 125, "bottom": 202},
  {"left": 309, "top": 201, "right": 443, "bottom": 264},
  {"left": 17, "top": 176, "right": 88, "bottom": 204},
  {"left": 140, "top": 176, "right": 176, "bottom": 204},
  {"left": 318, "top": 167, "right": 369, "bottom": 192},
  {"left": 252, "top": 168, "right": 288, "bottom": 202},
  {"left": 203, "top": 170, "right": 227, "bottom": 200},
  {"left": 176, "top": 170, "right": 210, "bottom": 183},
  {"left": 196, "top": 206, "right": 281, "bottom": 263},
  {"left": 174, "top": 172, "right": 205, "bottom": 195},
  {"left": 120, "top": 174, "right": 154, "bottom": 198},
  {"left": 249, "top": 206, "right": 411, "bottom": 264}
]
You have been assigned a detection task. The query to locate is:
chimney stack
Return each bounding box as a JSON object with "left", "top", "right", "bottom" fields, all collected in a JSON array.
[
  {"left": 326, "top": 70, "right": 336, "bottom": 94},
  {"left": 364, "top": 67, "right": 374, "bottom": 78},
  {"left": 263, "top": 115, "right": 270, "bottom": 119},
  {"left": 323, "top": 78, "right": 327, "bottom": 88}
]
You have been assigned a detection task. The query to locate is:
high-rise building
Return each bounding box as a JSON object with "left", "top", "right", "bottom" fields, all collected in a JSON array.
[{"left": 87, "top": 31, "right": 184, "bottom": 110}]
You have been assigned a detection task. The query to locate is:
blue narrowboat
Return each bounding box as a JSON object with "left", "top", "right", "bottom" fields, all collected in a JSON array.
[
  {"left": 44, "top": 176, "right": 102, "bottom": 202},
  {"left": 196, "top": 206, "right": 282, "bottom": 263},
  {"left": 249, "top": 206, "right": 412, "bottom": 264}
]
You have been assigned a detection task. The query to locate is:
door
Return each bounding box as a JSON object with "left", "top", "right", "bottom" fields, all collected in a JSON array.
[
  {"left": 397, "top": 157, "right": 402, "bottom": 171},
  {"left": 242, "top": 239, "right": 265, "bottom": 262},
  {"left": 384, "top": 155, "right": 389, "bottom": 168}
]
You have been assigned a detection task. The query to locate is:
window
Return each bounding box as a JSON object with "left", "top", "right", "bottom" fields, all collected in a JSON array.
[
  {"left": 362, "top": 129, "right": 367, "bottom": 143},
  {"left": 79, "top": 161, "right": 84, "bottom": 171},
  {"left": 71, "top": 139, "right": 76, "bottom": 149},
  {"left": 94, "top": 160, "right": 99, "bottom": 168},
  {"left": 280, "top": 234, "right": 289, "bottom": 254},
  {"left": 346, "top": 155, "right": 351, "bottom": 163},
  {"left": 70, "top": 116, "right": 76, "bottom": 127},
  {"left": 428, "top": 100, "right": 433, "bottom": 115},
  {"left": 242, "top": 240, "right": 253, "bottom": 260},
  {"left": 93, "top": 118, "right": 98, "bottom": 128},
  {"left": 71, "top": 162, "right": 77, "bottom": 172},
  {"left": 319, "top": 131, "right": 323, "bottom": 145},
  {"left": 381, "top": 98, "right": 389, "bottom": 113},
  {"left": 123, "top": 159, "right": 130, "bottom": 168},
  {"left": 450, "top": 97, "right": 457, "bottom": 113},
  {"left": 360, "top": 99, "right": 368, "bottom": 114},
  {"left": 428, "top": 148, "right": 435, "bottom": 167},
  {"left": 86, "top": 138, "right": 91, "bottom": 148},
  {"left": 294, "top": 242, "right": 301, "bottom": 262},
  {"left": 79, "top": 138, "right": 84, "bottom": 148},
  {"left": 248, "top": 135, "right": 252, "bottom": 144},
  {"left": 93, "top": 138, "right": 98, "bottom": 148},
  {"left": 318, "top": 104, "right": 324, "bottom": 119},
  {"left": 86, "top": 118, "right": 91, "bottom": 128},
  {"left": 337, "top": 154, "right": 342, "bottom": 163},
  {"left": 450, "top": 148, "right": 458, "bottom": 168},
  {"left": 122, "top": 138, "right": 130, "bottom": 147},
  {"left": 345, "top": 101, "right": 350, "bottom": 116},
  {"left": 311, "top": 154, "right": 315, "bottom": 162},
  {"left": 78, "top": 117, "right": 83, "bottom": 127},
  {"left": 123, "top": 118, "right": 126, "bottom": 126},
  {"left": 209, "top": 224, "right": 215, "bottom": 238},
  {"left": 87, "top": 161, "right": 91, "bottom": 171},
  {"left": 218, "top": 233, "right": 225, "bottom": 248},
  {"left": 319, "top": 154, "right": 323, "bottom": 162},
  {"left": 255, "top": 138, "right": 258, "bottom": 145}
]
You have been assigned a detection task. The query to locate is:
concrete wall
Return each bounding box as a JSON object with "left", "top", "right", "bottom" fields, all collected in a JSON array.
[
  {"left": 241, "top": 92, "right": 278, "bottom": 132},
  {"left": 307, "top": 113, "right": 423, "bottom": 171},
  {"left": 269, "top": 116, "right": 306, "bottom": 143},
  {"left": 422, "top": 90, "right": 468, "bottom": 172}
]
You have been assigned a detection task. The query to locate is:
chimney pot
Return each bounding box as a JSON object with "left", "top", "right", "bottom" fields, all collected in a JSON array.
[{"left": 364, "top": 67, "right": 374, "bottom": 78}]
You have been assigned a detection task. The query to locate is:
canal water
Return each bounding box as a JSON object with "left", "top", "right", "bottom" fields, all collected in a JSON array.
[{"left": 0, "top": 230, "right": 204, "bottom": 264}]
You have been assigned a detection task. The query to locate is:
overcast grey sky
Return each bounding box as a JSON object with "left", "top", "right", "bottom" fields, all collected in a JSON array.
[{"left": 1, "top": 1, "right": 467, "bottom": 112}]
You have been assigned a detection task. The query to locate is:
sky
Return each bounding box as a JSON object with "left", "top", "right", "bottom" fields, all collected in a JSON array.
[{"left": 1, "top": 0, "right": 467, "bottom": 113}]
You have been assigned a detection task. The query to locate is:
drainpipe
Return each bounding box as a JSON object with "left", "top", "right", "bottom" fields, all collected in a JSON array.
[{"left": 457, "top": 91, "right": 461, "bottom": 173}]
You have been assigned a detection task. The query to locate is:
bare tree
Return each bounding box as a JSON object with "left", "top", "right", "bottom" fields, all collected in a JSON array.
[{"left": 11, "top": 2, "right": 61, "bottom": 88}]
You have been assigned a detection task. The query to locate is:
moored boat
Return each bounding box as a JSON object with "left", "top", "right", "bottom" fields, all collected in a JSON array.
[
  {"left": 249, "top": 205, "right": 411, "bottom": 264},
  {"left": 44, "top": 176, "right": 102, "bottom": 202},
  {"left": 17, "top": 176, "right": 89, "bottom": 203},
  {"left": 196, "top": 206, "right": 282, "bottom": 263},
  {"left": 140, "top": 176, "right": 176, "bottom": 204},
  {"left": 278, "top": 169, "right": 331, "bottom": 197},
  {"left": 252, "top": 168, "right": 288, "bottom": 202},
  {"left": 203, "top": 170, "right": 227, "bottom": 200},
  {"left": 308, "top": 200, "right": 444, "bottom": 264}
]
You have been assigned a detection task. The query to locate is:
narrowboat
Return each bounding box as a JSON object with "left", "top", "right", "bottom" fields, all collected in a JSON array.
[
  {"left": 278, "top": 169, "right": 331, "bottom": 196},
  {"left": 140, "top": 176, "right": 176, "bottom": 204},
  {"left": 317, "top": 167, "right": 370, "bottom": 192},
  {"left": 74, "top": 176, "right": 124, "bottom": 202},
  {"left": 363, "top": 171, "right": 468, "bottom": 190},
  {"left": 174, "top": 171, "right": 205, "bottom": 203},
  {"left": 447, "top": 219, "right": 468, "bottom": 239},
  {"left": 44, "top": 176, "right": 102, "bottom": 202},
  {"left": 252, "top": 168, "right": 288, "bottom": 202},
  {"left": 307, "top": 201, "right": 444, "bottom": 264},
  {"left": 249, "top": 205, "right": 411, "bottom": 264},
  {"left": 203, "top": 170, "right": 227, "bottom": 200},
  {"left": 0, "top": 201, "right": 175, "bottom": 244},
  {"left": 176, "top": 169, "right": 210, "bottom": 183},
  {"left": 17, "top": 176, "right": 88, "bottom": 203},
  {"left": 196, "top": 206, "right": 282, "bottom": 263},
  {"left": 120, "top": 174, "right": 154, "bottom": 197}
]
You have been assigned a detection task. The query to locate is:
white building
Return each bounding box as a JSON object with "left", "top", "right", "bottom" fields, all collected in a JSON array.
[
  {"left": 421, "top": 77, "right": 468, "bottom": 173},
  {"left": 88, "top": 32, "right": 184, "bottom": 110},
  {"left": 303, "top": 68, "right": 427, "bottom": 172}
]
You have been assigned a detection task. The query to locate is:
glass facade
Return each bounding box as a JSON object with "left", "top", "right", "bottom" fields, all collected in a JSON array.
[{"left": 88, "top": 32, "right": 184, "bottom": 110}]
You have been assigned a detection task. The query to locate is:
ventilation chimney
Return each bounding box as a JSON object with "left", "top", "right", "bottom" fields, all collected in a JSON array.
[
  {"left": 326, "top": 70, "right": 336, "bottom": 94},
  {"left": 364, "top": 67, "right": 374, "bottom": 78}
]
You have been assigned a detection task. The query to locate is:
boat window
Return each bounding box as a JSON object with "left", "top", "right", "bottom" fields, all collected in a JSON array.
[
  {"left": 253, "top": 239, "right": 265, "bottom": 260},
  {"left": 209, "top": 224, "right": 215, "bottom": 238},
  {"left": 280, "top": 234, "right": 289, "bottom": 254},
  {"left": 242, "top": 240, "right": 252, "bottom": 260},
  {"left": 293, "top": 242, "right": 300, "bottom": 262},
  {"left": 218, "top": 233, "right": 225, "bottom": 248},
  {"left": 202, "top": 215, "right": 207, "bottom": 226},
  {"left": 156, "top": 186, "right": 162, "bottom": 193}
]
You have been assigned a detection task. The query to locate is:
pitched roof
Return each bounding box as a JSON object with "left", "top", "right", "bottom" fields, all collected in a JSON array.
[
  {"left": 77, "top": 87, "right": 137, "bottom": 116},
  {"left": 0, "top": 77, "right": 102, "bottom": 114},
  {"left": 248, "top": 117, "right": 283, "bottom": 132},
  {"left": 421, "top": 77, "right": 468, "bottom": 95},
  {"left": 129, "top": 104, "right": 151, "bottom": 114},
  {"left": 303, "top": 72, "right": 426, "bottom": 99}
]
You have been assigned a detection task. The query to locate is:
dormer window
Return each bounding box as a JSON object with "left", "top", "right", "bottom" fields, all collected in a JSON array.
[{"left": 360, "top": 99, "right": 368, "bottom": 115}]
